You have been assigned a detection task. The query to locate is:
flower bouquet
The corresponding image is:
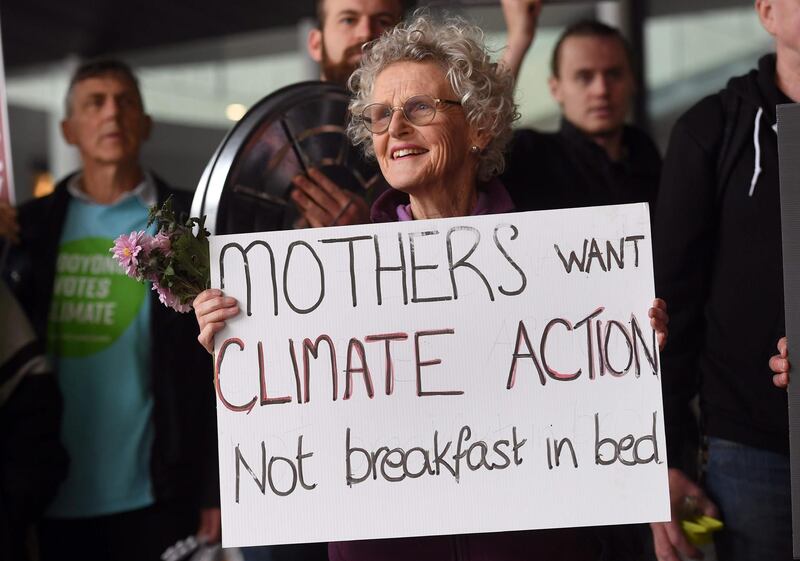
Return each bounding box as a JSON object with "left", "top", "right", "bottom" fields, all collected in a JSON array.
[{"left": 110, "top": 197, "right": 210, "bottom": 313}]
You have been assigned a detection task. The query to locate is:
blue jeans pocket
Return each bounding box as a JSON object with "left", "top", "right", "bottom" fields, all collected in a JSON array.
[{"left": 705, "top": 438, "right": 791, "bottom": 561}]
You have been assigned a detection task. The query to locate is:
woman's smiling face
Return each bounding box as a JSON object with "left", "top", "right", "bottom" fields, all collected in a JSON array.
[{"left": 370, "top": 60, "right": 479, "bottom": 198}]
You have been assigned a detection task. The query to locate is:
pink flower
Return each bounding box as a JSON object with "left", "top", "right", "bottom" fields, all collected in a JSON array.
[
  {"left": 152, "top": 282, "right": 192, "bottom": 313},
  {"left": 145, "top": 230, "right": 172, "bottom": 256},
  {"left": 111, "top": 231, "right": 148, "bottom": 277}
]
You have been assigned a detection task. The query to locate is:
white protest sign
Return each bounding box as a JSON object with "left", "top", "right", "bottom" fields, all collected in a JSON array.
[{"left": 209, "top": 203, "right": 670, "bottom": 548}]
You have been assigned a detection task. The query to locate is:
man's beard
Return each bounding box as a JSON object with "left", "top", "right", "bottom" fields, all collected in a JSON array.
[{"left": 321, "top": 43, "right": 364, "bottom": 87}]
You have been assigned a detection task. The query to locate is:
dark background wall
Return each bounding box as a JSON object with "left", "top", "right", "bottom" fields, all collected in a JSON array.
[{"left": 140, "top": 120, "right": 228, "bottom": 193}]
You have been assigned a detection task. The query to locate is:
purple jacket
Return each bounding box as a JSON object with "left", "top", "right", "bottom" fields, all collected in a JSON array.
[
  {"left": 369, "top": 178, "right": 515, "bottom": 223},
  {"left": 329, "top": 181, "right": 602, "bottom": 561}
]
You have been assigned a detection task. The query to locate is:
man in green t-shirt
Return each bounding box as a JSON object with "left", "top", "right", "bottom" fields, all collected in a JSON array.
[{"left": 5, "top": 59, "right": 219, "bottom": 561}]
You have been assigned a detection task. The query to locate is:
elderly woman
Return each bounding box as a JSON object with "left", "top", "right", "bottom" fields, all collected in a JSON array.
[
  {"left": 347, "top": 17, "right": 514, "bottom": 223},
  {"left": 194, "top": 13, "right": 668, "bottom": 561}
]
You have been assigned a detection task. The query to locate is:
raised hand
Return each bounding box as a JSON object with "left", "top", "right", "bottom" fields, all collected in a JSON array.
[{"left": 500, "top": 0, "right": 543, "bottom": 82}]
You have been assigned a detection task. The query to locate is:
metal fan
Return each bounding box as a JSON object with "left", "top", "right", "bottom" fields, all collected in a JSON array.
[{"left": 191, "top": 81, "right": 382, "bottom": 235}]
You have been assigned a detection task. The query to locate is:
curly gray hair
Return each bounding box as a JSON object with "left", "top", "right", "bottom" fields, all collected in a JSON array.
[{"left": 346, "top": 13, "right": 519, "bottom": 182}]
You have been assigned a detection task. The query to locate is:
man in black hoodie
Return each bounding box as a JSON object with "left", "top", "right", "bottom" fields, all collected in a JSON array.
[{"left": 651, "top": 1, "right": 795, "bottom": 559}]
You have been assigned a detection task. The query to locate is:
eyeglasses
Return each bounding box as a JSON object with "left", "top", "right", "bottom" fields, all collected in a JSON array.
[{"left": 360, "top": 94, "right": 462, "bottom": 134}]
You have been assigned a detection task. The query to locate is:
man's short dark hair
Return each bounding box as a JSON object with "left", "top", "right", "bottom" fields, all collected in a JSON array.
[
  {"left": 313, "top": 0, "right": 410, "bottom": 28},
  {"left": 550, "top": 19, "right": 635, "bottom": 78},
  {"left": 64, "top": 59, "right": 143, "bottom": 116}
]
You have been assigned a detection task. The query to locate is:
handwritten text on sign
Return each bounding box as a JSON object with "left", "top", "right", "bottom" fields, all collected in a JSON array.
[{"left": 210, "top": 203, "right": 670, "bottom": 547}]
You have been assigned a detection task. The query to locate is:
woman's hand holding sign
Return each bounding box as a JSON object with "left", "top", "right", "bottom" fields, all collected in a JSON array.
[
  {"left": 194, "top": 289, "right": 239, "bottom": 354},
  {"left": 649, "top": 298, "right": 668, "bottom": 351}
]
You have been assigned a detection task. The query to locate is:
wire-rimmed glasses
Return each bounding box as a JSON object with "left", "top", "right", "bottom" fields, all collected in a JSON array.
[{"left": 360, "top": 94, "right": 462, "bottom": 134}]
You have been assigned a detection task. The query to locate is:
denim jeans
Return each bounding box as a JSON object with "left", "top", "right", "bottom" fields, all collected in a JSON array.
[
  {"left": 705, "top": 437, "right": 791, "bottom": 561},
  {"left": 240, "top": 547, "right": 275, "bottom": 561},
  {"left": 241, "top": 544, "right": 328, "bottom": 561}
]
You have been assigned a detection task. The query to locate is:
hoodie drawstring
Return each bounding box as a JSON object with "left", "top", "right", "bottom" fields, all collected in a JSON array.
[{"left": 748, "top": 107, "right": 763, "bottom": 197}]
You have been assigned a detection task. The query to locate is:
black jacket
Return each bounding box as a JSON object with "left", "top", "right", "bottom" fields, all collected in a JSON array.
[
  {"left": 654, "top": 54, "right": 790, "bottom": 467},
  {"left": 6, "top": 174, "right": 220, "bottom": 513},
  {"left": 0, "top": 283, "right": 67, "bottom": 561},
  {"left": 502, "top": 119, "right": 661, "bottom": 213}
]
